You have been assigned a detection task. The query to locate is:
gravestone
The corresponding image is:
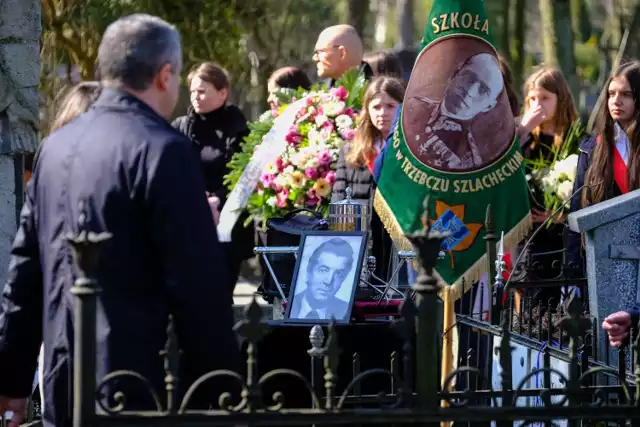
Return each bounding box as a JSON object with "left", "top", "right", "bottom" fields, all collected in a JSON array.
[
  {"left": 0, "top": 0, "right": 40, "bottom": 289},
  {"left": 568, "top": 189, "right": 640, "bottom": 363}
]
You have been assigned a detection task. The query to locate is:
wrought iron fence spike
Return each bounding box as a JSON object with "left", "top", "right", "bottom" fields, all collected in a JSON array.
[
  {"left": 323, "top": 319, "right": 341, "bottom": 410},
  {"left": 160, "top": 314, "right": 180, "bottom": 413},
  {"left": 308, "top": 325, "right": 325, "bottom": 358}
]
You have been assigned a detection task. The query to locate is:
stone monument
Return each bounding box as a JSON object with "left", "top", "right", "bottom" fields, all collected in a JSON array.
[
  {"left": 0, "top": 0, "right": 40, "bottom": 288},
  {"left": 568, "top": 189, "right": 640, "bottom": 362}
]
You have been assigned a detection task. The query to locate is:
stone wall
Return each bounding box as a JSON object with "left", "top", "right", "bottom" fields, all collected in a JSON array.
[{"left": 0, "top": 0, "right": 40, "bottom": 287}]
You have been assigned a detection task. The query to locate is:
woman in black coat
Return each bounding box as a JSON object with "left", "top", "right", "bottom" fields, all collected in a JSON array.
[
  {"left": 172, "top": 62, "right": 253, "bottom": 292},
  {"left": 331, "top": 76, "right": 405, "bottom": 281}
]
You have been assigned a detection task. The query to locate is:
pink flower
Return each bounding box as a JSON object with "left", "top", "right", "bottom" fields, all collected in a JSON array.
[
  {"left": 307, "top": 189, "right": 319, "bottom": 207},
  {"left": 340, "top": 128, "right": 355, "bottom": 141},
  {"left": 285, "top": 130, "right": 303, "bottom": 146},
  {"left": 305, "top": 168, "right": 319, "bottom": 179},
  {"left": 325, "top": 170, "right": 336, "bottom": 184},
  {"left": 321, "top": 169, "right": 328, "bottom": 178},
  {"left": 318, "top": 151, "right": 332, "bottom": 165},
  {"left": 322, "top": 121, "right": 334, "bottom": 132},
  {"left": 331, "top": 86, "right": 348, "bottom": 101},
  {"left": 271, "top": 181, "right": 282, "bottom": 192},
  {"left": 260, "top": 173, "right": 275, "bottom": 188},
  {"left": 276, "top": 189, "right": 290, "bottom": 208},
  {"left": 276, "top": 157, "right": 284, "bottom": 172},
  {"left": 344, "top": 107, "right": 355, "bottom": 117},
  {"left": 306, "top": 97, "right": 314, "bottom": 105}
]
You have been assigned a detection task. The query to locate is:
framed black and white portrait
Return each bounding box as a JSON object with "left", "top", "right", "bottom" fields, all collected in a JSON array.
[{"left": 284, "top": 231, "right": 367, "bottom": 324}]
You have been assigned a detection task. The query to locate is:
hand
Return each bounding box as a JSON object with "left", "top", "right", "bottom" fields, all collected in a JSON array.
[
  {"left": 531, "top": 208, "right": 548, "bottom": 223},
  {"left": 520, "top": 104, "right": 547, "bottom": 134},
  {"left": 0, "top": 396, "right": 28, "bottom": 427},
  {"left": 208, "top": 196, "right": 221, "bottom": 225},
  {"left": 602, "top": 311, "right": 632, "bottom": 348}
]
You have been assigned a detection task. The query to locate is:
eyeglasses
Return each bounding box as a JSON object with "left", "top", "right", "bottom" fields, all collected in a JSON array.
[{"left": 313, "top": 45, "right": 340, "bottom": 57}]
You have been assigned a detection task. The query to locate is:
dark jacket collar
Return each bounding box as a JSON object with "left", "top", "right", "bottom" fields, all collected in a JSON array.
[
  {"left": 578, "top": 135, "right": 597, "bottom": 156},
  {"left": 93, "top": 87, "right": 166, "bottom": 123},
  {"left": 326, "top": 61, "right": 373, "bottom": 88}
]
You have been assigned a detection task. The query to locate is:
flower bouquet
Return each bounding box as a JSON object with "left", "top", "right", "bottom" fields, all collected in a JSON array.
[
  {"left": 525, "top": 119, "right": 586, "bottom": 216},
  {"left": 249, "top": 87, "right": 358, "bottom": 223},
  {"left": 224, "top": 68, "right": 367, "bottom": 227}
]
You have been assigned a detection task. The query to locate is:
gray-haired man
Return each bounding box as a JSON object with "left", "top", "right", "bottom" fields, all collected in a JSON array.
[{"left": 0, "top": 14, "right": 239, "bottom": 427}]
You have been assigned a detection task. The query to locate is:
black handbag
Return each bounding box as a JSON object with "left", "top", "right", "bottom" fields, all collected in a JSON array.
[{"left": 257, "top": 209, "right": 329, "bottom": 302}]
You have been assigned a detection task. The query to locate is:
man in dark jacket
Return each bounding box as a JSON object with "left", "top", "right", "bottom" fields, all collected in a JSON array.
[{"left": 0, "top": 14, "right": 239, "bottom": 427}]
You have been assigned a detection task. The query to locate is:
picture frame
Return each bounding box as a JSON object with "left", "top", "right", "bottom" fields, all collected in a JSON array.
[{"left": 284, "top": 230, "right": 368, "bottom": 324}]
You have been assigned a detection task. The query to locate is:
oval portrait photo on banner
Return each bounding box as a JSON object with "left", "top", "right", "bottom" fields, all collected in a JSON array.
[{"left": 402, "top": 36, "right": 514, "bottom": 172}]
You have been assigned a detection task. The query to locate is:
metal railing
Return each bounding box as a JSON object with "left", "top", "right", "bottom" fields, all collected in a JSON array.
[{"left": 33, "top": 200, "right": 640, "bottom": 426}]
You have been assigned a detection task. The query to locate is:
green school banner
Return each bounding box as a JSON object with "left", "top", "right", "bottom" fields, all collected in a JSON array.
[{"left": 374, "top": 0, "right": 531, "bottom": 297}]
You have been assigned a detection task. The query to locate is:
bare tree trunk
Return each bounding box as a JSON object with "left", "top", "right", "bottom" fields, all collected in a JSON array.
[
  {"left": 501, "top": 0, "right": 511, "bottom": 61},
  {"left": 347, "top": 0, "right": 369, "bottom": 40},
  {"left": 512, "top": 0, "right": 526, "bottom": 95},
  {"left": 374, "top": 0, "right": 389, "bottom": 49},
  {"left": 397, "top": 0, "right": 414, "bottom": 49},
  {"left": 539, "top": 0, "right": 579, "bottom": 97}
]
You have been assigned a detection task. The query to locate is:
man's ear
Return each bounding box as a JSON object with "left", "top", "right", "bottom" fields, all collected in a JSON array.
[
  {"left": 338, "top": 45, "right": 348, "bottom": 61},
  {"left": 155, "top": 63, "right": 174, "bottom": 91},
  {"left": 219, "top": 87, "right": 229, "bottom": 102}
]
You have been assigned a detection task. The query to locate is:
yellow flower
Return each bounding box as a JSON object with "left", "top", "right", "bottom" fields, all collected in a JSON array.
[
  {"left": 313, "top": 178, "right": 331, "bottom": 198},
  {"left": 287, "top": 171, "right": 306, "bottom": 189}
]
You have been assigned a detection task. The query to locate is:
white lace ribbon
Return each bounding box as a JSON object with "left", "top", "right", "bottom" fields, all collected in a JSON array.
[{"left": 217, "top": 99, "right": 307, "bottom": 242}]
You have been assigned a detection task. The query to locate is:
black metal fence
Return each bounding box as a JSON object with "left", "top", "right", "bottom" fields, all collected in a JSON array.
[{"left": 22, "top": 204, "right": 640, "bottom": 426}]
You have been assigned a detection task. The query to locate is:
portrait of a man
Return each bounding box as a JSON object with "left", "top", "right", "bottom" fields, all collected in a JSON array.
[
  {"left": 288, "top": 235, "right": 363, "bottom": 322},
  {"left": 403, "top": 37, "right": 515, "bottom": 172}
]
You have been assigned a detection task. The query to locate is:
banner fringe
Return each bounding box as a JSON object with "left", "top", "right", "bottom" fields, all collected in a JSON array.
[
  {"left": 374, "top": 188, "right": 531, "bottom": 410},
  {"left": 373, "top": 188, "right": 532, "bottom": 301}
]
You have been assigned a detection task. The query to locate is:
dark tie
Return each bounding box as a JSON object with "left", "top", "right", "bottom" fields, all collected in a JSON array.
[{"left": 306, "top": 310, "right": 319, "bottom": 319}]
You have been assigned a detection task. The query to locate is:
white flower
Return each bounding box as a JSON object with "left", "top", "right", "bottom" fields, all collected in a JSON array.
[
  {"left": 307, "top": 128, "right": 322, "bottom": 143},
  {"left": 562, "top": 154, "right": 579, "bottom": 181},
  {"left": 322, "top": 100, "right": 346, "bottom": 117},
  {"left": 284, "top": 165, "right": 294, "bottom": 174},
  {"left": 289, "top": 153, "right": 304, "bottom": 168},
  {"left": 335, "top": 114, "right": 353, "bottom": 129},
  {"left": 315, "top": 114, "right": 329, "bottom": 127},
  {"left": 557, "top": 180, "right": 574, "bottom": 201},
  {"left": 274, "top": 175, "right": 288, "bottom": 189},
  {"left": 266, "top": 196, "right": 277, "bottom": 207},
  {"left": 304, "top": 157, "right": 320, "bottom": 169}
]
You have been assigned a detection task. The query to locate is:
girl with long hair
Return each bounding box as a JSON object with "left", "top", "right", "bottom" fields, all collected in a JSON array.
[
  {"left": 569, "top": 61, "right": 640, "bottom": 268},
  {"left": 521, "top": 67, "right": 579, "bottom": 155},
  {"left": 336, "top": 76, "right": 405, "bottom": 193},
  {"left": 519, "top": 67, "right": 582, "bottom": 291},
  {"left": 331, "top": 76, "right": 405, "bottom": 281}
]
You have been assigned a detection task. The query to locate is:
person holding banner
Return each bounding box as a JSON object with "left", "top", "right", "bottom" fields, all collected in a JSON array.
[
  {"left": 568, "top": 61, "right": 640, "bottom": 275},
  {"left": 173, "top": 62, "right": 254, "bottom": 291}
]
